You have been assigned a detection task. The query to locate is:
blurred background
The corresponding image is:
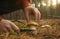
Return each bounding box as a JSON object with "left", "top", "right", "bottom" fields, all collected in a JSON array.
[{"left": 0, "top": 0, "right": 60, "bottom": 20}]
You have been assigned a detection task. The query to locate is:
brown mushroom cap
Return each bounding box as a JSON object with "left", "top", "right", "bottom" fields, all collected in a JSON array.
[{"left": 27, "top": 21, "right": 39, "bottom": 26}]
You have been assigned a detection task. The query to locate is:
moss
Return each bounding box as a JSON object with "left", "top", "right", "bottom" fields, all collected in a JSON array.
[{"left": 13, "top": 21, "right": 29, "bottom": 28}]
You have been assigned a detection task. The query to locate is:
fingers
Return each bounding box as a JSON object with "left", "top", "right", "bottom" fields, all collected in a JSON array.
[
  {"left": 38, "top": 12, "right": 41, "bottom": 22},
  {"left": 5, "top": 25, "right": 13, "bottom": 32},
  {"left": 10, "top": 22, "right": 20, "bottom": 33},
  {"left": 34, "top": 13, "right": 38, "bottom": 22},
  {"left": 34, "top": 8, "right": 41, "bottom": 22}
]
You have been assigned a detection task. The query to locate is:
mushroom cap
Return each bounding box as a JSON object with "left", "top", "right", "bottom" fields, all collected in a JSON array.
[
  {"left": 27, "top": 21, "right": 39, "bottom": 26},
  {"left": 41, "top": 25, "right": 51, "bottom": 28}
]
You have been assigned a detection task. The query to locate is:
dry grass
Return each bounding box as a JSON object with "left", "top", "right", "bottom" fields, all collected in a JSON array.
[{"left": 0, "top": 19, "right": 60, "bottom": 39}]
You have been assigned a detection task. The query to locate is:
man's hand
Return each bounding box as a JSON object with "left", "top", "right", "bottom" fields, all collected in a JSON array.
[{"left": 0, "top": 19, "right": 20, "bottom": 34}]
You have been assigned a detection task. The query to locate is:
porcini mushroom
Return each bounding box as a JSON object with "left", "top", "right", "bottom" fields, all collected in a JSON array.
[
  {"left": 27, "top": 21, "right": 39, "bottom": 30},
  {"left": 27, "top": 21, "right": 39, "bottom": 26}
]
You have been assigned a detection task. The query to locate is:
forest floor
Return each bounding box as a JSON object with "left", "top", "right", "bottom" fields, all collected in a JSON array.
[{"left": 0, "top": 19, "right": 60, "bottom": 39}]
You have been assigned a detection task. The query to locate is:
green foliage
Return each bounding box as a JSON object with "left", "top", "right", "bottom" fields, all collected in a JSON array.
[{"left": 13, "top": 21, "right": 29, "bottom": 28}]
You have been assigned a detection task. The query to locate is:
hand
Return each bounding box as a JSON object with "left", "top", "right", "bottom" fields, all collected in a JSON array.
[{"left": 0, "top": 19, "right": 20, "bottom": 34}]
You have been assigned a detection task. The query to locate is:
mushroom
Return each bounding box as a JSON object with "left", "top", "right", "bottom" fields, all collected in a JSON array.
[
  {"left": 41, "top": 25, "right": 51, "bottom": 28},
  {"left": 27, "top": 21, "right": 39, "bottom": 26},
  {"left": 27, "top": 21, "right": 39, "bottom": 30}
]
